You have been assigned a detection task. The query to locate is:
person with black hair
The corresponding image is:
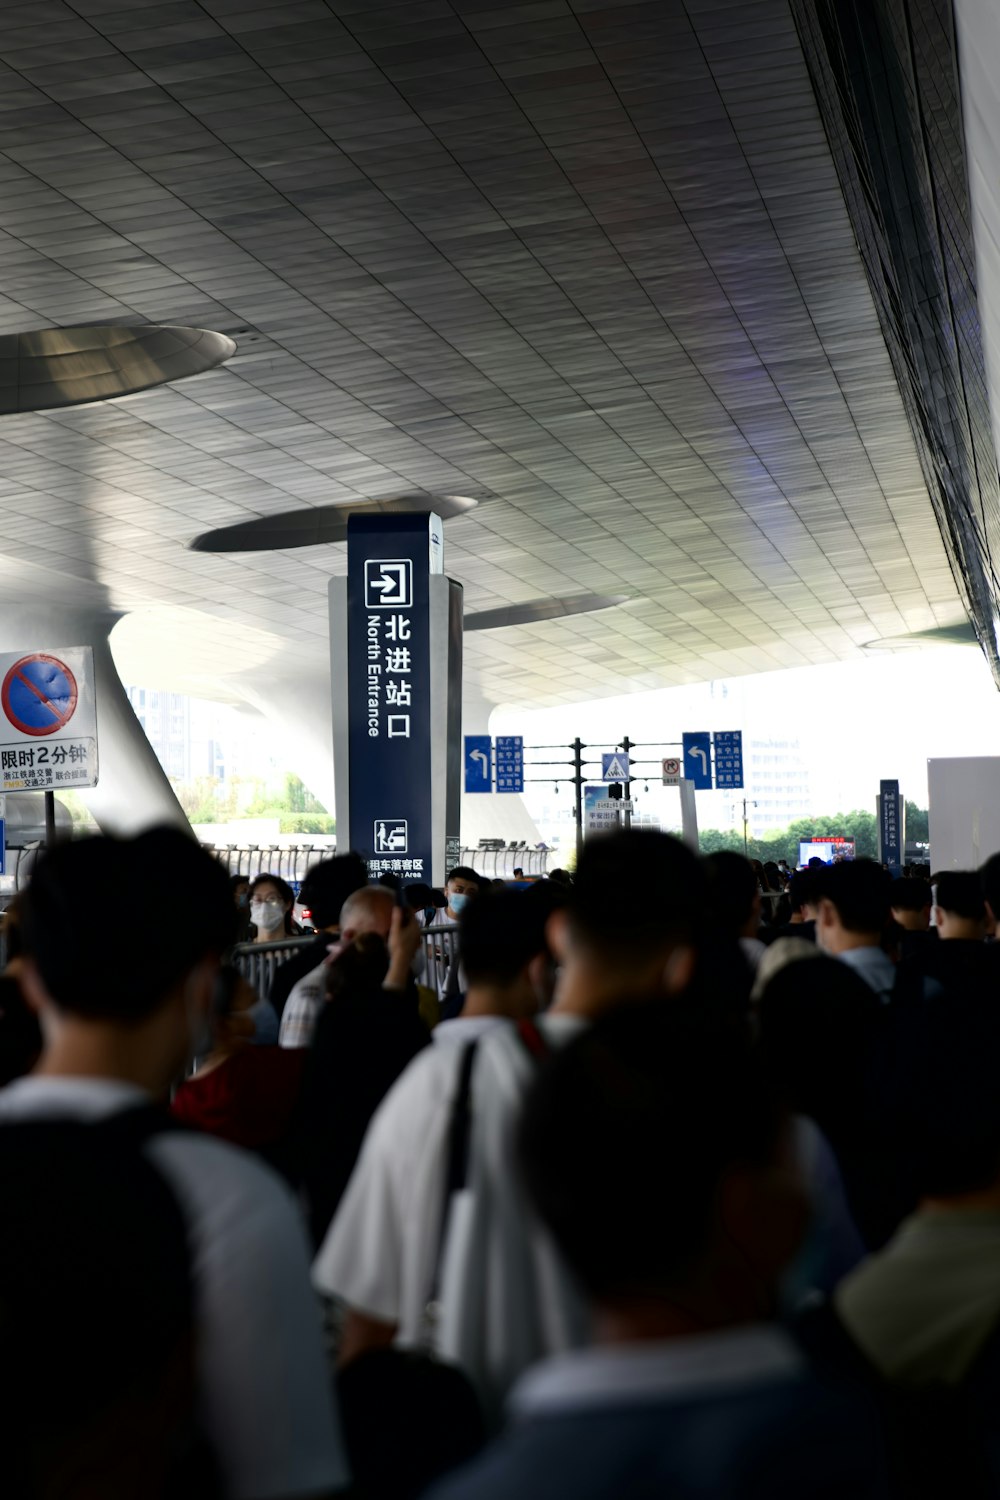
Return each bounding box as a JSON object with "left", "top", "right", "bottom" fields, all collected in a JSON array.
[
  {"left": 890, "top": 876, "right": 932, "bottom": 934},
  {"left": 314, "top": 886, "right": 565, "bottom": 1363},
  {"left": 934, "top": 871, "right": 988, "bottom": 941},
  {"left": 291, "top": 892, "right": 430, "bottom": 1248},
  {"left": 896, "top": 871, "right": 1000, "bottom": 1008},
  {"left": 170, "top": 965, "right": 306, "bottom": 1171},
  {"left": 771, "top": 869, "right": 821, "bottom": 943},
  {"left": 229, "top": 871, "right": 252, "bottom": 942},
  {"left": 426, "top": 1004, "right": 887, "bottom": 1500},
  {"left": 832, "top": 1000, "right": 1000, "bottom": 1490},
  {"left": 704, "top": 850, "right": 766, "bottom": 969},
  {"left": 440, "top": 866, "right": 480, "bottom": 925},
  {"left": 280, "top": 884, "right": 401, "bottom": 1049},
  {"left": 0, "top": 829, "right": 347, "bottom": 1499},
  {"left": 269, "top": 853, "right": 368, "bottom": 1021},
  {"left": 435, "top": 831, "right": 707, "bottom": 1423},
  {"left": 0, "top": 895, "right": 42, "bottom": 1086},
  {"left": 758, "top": 955, "right": 906, "bottom": 1252},
  {"left": 981, "top": 851, "right": 1000, "bottom": 933},
  {"left": 249, "top": 871, "right": 301, "bottom": 941},
  {"left": 816, "top": 860, "right": 896, "bottom": 1000}
]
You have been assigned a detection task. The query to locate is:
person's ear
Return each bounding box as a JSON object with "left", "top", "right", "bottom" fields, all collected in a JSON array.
[
  {"left": 545, "top": 908, "right": 571, "bottom": 965},
  {"left": 663, "top": 942, "right": 696, "bottom": 996},
  {"left": 719, "top": 1159, "right": 808, "bottom": 1285},
  {"left": 525, "top": 951, "right": 553, "bottom": 1009},
  {"left": 817, "top": 897, "right": 835, "bottom": 929},
  {"left": 17, "top": 957, "right": 50, "bottom": 1017}
]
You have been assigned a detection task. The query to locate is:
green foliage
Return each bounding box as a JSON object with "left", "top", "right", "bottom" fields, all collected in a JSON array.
[
  {"left": 905, "top": 801, "right": 929, "bottom": 842},
  {"left": 172, "top": 776, "right": 229, "bottom": 826},
  {"left": 173, "top": 772, "right": 332, "bottom": 830},
  {"left": 278, "top": 813, "right": 336, "bottom": 835},
  {"left": 699, "top": 808, "right": 894, "bottom": 864}
]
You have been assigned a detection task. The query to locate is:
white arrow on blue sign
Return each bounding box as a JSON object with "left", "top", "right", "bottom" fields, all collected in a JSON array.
[
  {"left": 464, "top": 734, "right": 492, "bottom": 793},
  {"left": 682, "top": 731, "right": 713, "bottom": 790}
]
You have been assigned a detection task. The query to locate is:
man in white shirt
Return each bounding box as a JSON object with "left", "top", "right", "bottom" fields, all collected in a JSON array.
[
  {"left": 435, "top": 831, "right": 706, "bottom": 1424},
  {"left": 280, "top": 884, "right": 396, "bottom": 1048},
  {"left": 426, "top": 1004, "right": 887, "bottom": 1500},
  {"left": 313, "top": 884, "right": 563, "bottom": 1363},
  {"left": 6, "top": 827, "right": 348, "bottom": 1500},
  {"left": 815, "top": 860, "right": 896, "bottom": 1000}
]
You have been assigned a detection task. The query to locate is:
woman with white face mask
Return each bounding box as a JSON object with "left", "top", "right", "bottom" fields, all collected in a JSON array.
[{"left": 248, "top": 874, "right": 300, "bottom": 943}]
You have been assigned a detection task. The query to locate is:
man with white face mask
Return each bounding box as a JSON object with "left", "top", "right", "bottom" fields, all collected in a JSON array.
[{"left": 1, "top": 828, "right": 347, "bottom": 1500}]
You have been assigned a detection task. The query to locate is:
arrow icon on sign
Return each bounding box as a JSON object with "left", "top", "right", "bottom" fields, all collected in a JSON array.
[
  {"left": 688, "top": 746, "right": 708, "bottom": 775},
  {"left": 371, "top": 565, "right": 406, "bottom": 596},
  {"left": 471, "top": 749, "right": 489, "bottom": 778}
]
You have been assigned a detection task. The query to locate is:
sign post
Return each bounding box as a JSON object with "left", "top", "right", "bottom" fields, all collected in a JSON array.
[
  {"left": 879, "top": 779, "right": 903, "bottom": 866},
  {"left": 330, "top": 513, "right": 463, "bottom": 886},
  {"left": 0, "top": 794, "right": 5, "bottom": 876}
]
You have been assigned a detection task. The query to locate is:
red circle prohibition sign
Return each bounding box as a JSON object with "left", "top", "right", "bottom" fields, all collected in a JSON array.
[{"left": 1, "top": 654, "right": 80, "bottom": 737}]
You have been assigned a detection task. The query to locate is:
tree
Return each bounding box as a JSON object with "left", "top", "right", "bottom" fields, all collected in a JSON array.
[
  {"left": 905, "top": 802, "right": 929, "bottom": 842},
  {"left": 700, "top": 809, "right": 883, "bottom": 864}
]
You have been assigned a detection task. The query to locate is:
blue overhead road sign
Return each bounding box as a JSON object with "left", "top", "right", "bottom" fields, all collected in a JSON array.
[
  {"left": 464, "top": 734, "right": 492, "bottom": 793},
  {"left": 713, "top": 730, "right": 744, "bottom": 789},
  {"left": 682, "top": 731, "right": 712, "bottom": 790},
  {"left": 495, "top": 735, "right": 524, "bottom": 793}
]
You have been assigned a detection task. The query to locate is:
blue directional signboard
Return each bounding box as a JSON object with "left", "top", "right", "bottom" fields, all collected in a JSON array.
[
  {"left": 880, "top": 778, "right": 901, "bottom": 866},
  {"left": 682, "top": 731, "right": 713, "bottom": 790},
  {"left": 713, "top": 730, "right": 744, "bottom": 789},
  {"left": 346, "top": 514, "right": 435, "bottom": 879},
  {"left": 464, "top": 734, "right": 493, "bottom": 793},
  {"left": 496, "top": 735, "right": 524, "bottom": 793},
  {"left": 602, "top": 751, "right": 630, "bottom": 782}
]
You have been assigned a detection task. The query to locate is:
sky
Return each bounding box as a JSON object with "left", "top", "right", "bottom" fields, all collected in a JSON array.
[{"left": 491, "top": 642, "right": 1000, "bottom": 837}]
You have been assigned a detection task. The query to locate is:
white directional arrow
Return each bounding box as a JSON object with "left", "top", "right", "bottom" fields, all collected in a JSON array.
[
  {"left": 688, "top": 746, "right": 709, "bottom": 775},
  {"left": 371, "top": 564, "right": 405, "bottom": 596},
  {"left": 471, "top": 749, "right": 489, "bottom": 777}
]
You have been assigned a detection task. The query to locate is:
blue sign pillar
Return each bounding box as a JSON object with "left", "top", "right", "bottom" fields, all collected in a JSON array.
[
  {"left": 330, "top": 513, "right": 463, "bottom": 885},
  {"left": 879, "top": 778, "right": 902, "bottom": 866}
]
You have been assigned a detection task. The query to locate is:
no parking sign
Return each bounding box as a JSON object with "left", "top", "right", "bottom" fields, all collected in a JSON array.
[{"left": 0, "top": 647, "right": 98, "bottom": 793}]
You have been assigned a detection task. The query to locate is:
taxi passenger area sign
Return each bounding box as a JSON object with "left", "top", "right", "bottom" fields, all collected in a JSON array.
[{"left": 0, "top": 647, "right": 98, "bottom": 793}]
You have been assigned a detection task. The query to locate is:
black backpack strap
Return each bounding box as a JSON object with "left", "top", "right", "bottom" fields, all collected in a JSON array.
[{"left": 431, "top": 1040, "right": 479, "bottom": 1303}]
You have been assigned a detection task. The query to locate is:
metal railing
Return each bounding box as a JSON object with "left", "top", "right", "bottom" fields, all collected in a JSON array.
[
  {"left": 230, "top": 935, "right": 316, "bottom": 998},
  {"left": 230, "top": 923, "right": 463, "bottom": 1004},
  {"left": 203, "top": 845, "right": 330, "bottom": 884},
  {"left": 464, "top": 846, "right": 549, "bottom": 878}
]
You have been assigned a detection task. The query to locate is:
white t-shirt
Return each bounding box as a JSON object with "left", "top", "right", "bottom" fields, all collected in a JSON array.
[
  {"left": 313, "top": 1014, "right": 507, "bottom": 1345},
  {"left": 435, "top": 1013, "right": 592, "bottom": 1424},
  {"left": 0, "top": 1076, "right": 348, "bottom": 1500},
  {"left": 279, "top": 961, "right": 327, "bottom": 1048}
]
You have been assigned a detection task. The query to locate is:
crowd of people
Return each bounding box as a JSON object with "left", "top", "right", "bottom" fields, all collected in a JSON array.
[{"left": 2, "top": 826, "right": 1000, "bottom": 1497}]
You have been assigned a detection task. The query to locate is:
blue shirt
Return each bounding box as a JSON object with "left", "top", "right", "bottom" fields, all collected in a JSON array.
[{"left": 427, "top": 1326, "right": 887, "bottom": 1500}]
